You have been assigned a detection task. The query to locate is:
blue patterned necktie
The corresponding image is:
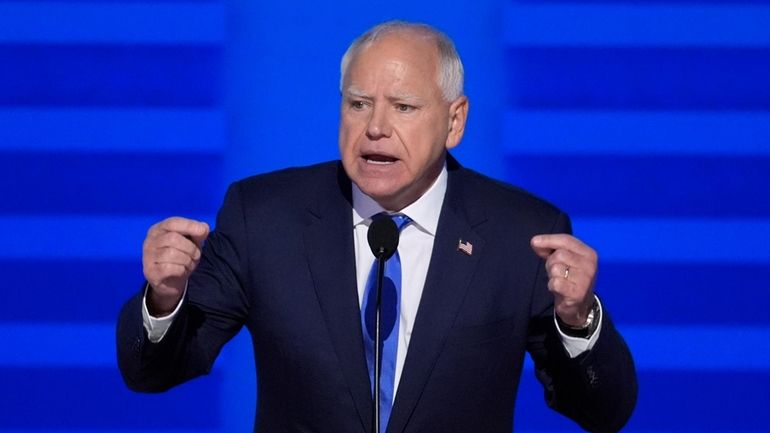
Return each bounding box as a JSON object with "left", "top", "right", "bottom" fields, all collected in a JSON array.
[{"left": 361, "top": 213, "right": 411, "bottom": 432}]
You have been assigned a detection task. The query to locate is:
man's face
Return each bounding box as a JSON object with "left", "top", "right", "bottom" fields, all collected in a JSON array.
[{"left": 339, "top": 32, "right": 468, "bottom": 211}]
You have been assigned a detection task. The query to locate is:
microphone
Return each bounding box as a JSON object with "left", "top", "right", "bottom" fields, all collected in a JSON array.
[
  {"left": 366, "top": 216, "right": 400, "bottom": 433},
  {"left": 368, "top": 216, "right": 399, "bottom": 260}
]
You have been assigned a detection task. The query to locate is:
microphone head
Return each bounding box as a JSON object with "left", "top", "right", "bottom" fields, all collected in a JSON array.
[{"left": 367, "top": 216, "right": 399, "bottom": 260}]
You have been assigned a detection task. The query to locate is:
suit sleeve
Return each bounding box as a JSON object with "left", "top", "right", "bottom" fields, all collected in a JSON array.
[
  {"left": 526, "top": 212, "right": 638, "bottom": 433},
  {"left": 116, "top": 182, "right": 251, "bottom": 392}
]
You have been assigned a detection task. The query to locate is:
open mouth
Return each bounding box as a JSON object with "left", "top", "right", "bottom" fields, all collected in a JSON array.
[{"left": 363, "top": 154, "right": 398, "bottom": 165}]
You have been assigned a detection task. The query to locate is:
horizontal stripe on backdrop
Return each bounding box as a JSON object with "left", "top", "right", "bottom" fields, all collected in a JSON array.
[
  {"left": 504, "top": 4, "right": 770, "bottom": 47},
  {"left": 573, "top": 218, "right": 770, "bottom": 263},
  {"left": 0, "top": 44, "right": 221, "bottom": 107},
  {"left": 0, "top": 214, "right": 214, "bottom": 260},
  {"left": 0, "top": 259, "right": 145, "bottom": 322},
  {"left": 504, "top": 154, "right": 770, "bottom": 218},
  {"left": 503, "top": 110, "right": 770, "bottom": 156},
  {"left": 506, "top": 47, "right": 770, "bottom": 110},
  {"left": 0, "top": 151, "right": 224, "bottom": 215},
  {"left": 0, "top": 108, "right": 224, "bottom": 153},
  {"left": 0, "top": 367, "right": 220, "bottom": 429},
  {"left": 0, "top": 2, "right": 224, "bottom": 44}
]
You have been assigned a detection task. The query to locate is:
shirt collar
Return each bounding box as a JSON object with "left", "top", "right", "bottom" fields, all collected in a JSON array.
[{"left": 352, "top": 164, "right": 447, "bottom": 236}]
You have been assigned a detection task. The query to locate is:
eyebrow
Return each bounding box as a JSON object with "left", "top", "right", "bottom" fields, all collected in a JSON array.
[
  {"left": 388, "top": 91, "right": 421, "bottom": 102},
  {"left": 343, "top": 86, "right": 370, "bottom": 99},
  {"left": 344, "top": 86, "right": 422, "bottom": 103}
]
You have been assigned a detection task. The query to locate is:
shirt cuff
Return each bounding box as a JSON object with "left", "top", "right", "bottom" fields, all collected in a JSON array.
[
  {"left": 141, "top": 282, "right": 186, "bottom": 343},
  {"left": 555, "top": 296, "right": 603, "bottom": 358}
]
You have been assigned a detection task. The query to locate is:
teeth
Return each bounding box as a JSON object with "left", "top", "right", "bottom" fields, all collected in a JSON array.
[
  {"left": 365, "top": 158, "right": 395, "bottom": 165},
  {"left": 364, "top": 155, "right": 396, "bottom": 165}
]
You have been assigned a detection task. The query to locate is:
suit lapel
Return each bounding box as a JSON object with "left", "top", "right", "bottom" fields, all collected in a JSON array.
[
  {"left": 303, "top": 165, "right": 372, "bottom": 432},
  {"left": 387, "top": 168, "right": 487, "bottom": 433}
]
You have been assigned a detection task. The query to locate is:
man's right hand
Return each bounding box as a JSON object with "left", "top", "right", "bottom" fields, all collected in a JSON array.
[{"left": 143, "top": 217, "right": 210, "bottom": 316}]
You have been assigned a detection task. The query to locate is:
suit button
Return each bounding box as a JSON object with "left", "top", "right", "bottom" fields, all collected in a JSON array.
[{"left": 585, "top": 366, "right": 599, "bottom": 388}]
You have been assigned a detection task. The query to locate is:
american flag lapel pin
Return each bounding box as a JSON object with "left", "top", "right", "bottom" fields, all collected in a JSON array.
[{"left": 457, "top": 239, "right": 473, "bottom": 256}]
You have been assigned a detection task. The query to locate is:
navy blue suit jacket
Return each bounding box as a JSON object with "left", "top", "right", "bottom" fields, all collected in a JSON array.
[{"left": 117, "top": 157, "right": 636, "bottom": 432}]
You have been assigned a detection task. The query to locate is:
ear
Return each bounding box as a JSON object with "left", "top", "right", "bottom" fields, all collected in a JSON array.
[{"left": 445, "top": 96, "right": 469, "bottom": 150}]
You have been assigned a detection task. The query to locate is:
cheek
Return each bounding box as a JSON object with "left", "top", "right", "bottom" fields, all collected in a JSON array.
[
  {"left": 338, "top": 121, "right": 358, "bottom": 156},
  {"left": 402, "top": 129, "right": 444, "bottom": 165}
]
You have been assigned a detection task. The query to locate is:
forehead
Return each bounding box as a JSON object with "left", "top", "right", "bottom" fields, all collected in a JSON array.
[{"left": 345, "top": 32, "right": 441, "bottom": 94}]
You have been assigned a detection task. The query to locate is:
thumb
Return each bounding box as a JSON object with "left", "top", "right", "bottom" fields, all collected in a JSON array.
[
  {"left": 188, "top": 221, "right": 210, "bottom": 247},
  {"left": 530, "top": 235, "right": 554, "bottom": 259}
]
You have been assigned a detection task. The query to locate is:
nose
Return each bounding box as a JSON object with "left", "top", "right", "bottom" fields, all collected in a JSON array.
[{"left": 366, "top": 104, "right": 392, "bottom": 139}]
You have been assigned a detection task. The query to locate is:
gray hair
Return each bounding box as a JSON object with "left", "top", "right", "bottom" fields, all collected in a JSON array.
[{"left": 339, "top": 20, "right": 465, "bottom": 102}]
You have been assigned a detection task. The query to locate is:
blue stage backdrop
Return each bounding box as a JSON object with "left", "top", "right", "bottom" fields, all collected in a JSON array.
[{"left": 1, "top": 0, "right": 769, "bottom": 432}]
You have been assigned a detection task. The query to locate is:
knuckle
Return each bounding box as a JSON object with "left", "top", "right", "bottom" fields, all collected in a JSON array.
[
  {"left": 156, "top": 247, "right": 173, "bottom": 262},
  {"left": 143, "top": 236, "right": 162, "bottom": 253},
  {"left": 585, "top": 267, "right": 597, "bottom": 280},
  {"left": 551, "top": 278, "right": 568, "bottom": 294},
  {"left": 548, "top": 278, "right": 561, "bottom": 293},
  {"left": 553, "top": 278, "right": 564, "bottom": 293},
  {"left": 158, "top": 262, "right": 183, "bottom": 277},
  {"left": 548, "top": 263, "right": 560, "bottom": 276},
  {"left": 142, "top": 264, "right": 155, "bottom": 281},
  {"left": 590, "top": 249, "right": 599, "bottom": 264},
  {"left": 159, "top": 231, "right": 175, "bottom": 244},
  {"left": 551, "top": 249, "right": 568, "bottom": 263},
  {"left": 161, "top": 232, "right": 183, "bottom": 249},
  {"left": 155, "top": 262, "right": 170, "bottom": 274}
]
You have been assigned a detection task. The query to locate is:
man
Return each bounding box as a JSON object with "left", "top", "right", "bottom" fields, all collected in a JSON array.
[{"left": 117, "top": 21, "right": 636, "bottom": 433}]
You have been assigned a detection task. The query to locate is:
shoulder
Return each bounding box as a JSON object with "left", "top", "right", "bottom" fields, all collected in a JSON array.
[
  {"left": 234, "top": 160, "right": 341, "bottom": 192},
  {"left": 227, "top": 160, "right": 344, "bottom": 203},
  {"left": 212, "top": 161, "right": 350, "bottom": 226},
  {"left": 448, "top": 163, "right": 564, "bottom": 223},
  {"left": 445, "top": 162, "right": 572, "bottom": 247}
]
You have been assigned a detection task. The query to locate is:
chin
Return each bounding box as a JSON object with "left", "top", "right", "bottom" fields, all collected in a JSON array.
[
  {"left": 357, "top": 182, "right": 407, "bottom": 209},
  {"left": 359, "top": 182, "right": 398, "bottom": 201}
]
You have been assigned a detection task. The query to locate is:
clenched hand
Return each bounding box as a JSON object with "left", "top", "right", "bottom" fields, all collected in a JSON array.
[
  {"left": 142, "top": 217, "right": 209, "bottom": 316},
  {"left": 530, "top": 234, "right": 598, "bottom": 327}
]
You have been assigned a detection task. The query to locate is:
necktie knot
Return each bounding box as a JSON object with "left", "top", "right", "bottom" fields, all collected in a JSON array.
[{"left": 373, "top": 212, "right": 412, "bottom": 233}]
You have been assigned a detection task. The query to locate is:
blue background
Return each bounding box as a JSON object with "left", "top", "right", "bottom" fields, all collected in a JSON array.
[{"left": 1, "top": 0, "right": 769, "bottom": 432}]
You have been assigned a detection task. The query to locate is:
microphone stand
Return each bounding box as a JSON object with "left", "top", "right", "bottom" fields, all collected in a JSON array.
[
  {"left": 373, "top": 247, "right": 387, "bottom": 433},
  {"left": 367, "top": 216, "right": 399, "bottom": 433}
]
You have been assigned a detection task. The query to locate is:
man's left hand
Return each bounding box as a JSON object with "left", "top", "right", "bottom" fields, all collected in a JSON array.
[{"left": 530, "top": 234, "right": 598, "bottom": 327}]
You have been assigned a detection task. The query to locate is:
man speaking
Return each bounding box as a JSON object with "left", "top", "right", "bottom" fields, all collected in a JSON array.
[{"left": 117, "top": 21, "right": 637, "bottom": 433}]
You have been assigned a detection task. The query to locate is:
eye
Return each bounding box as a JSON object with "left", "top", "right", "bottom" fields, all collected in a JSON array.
[
  {"left": 396, "top": 104, "right": 415, "bottom": 113},
  {"left": 349, "top": 100, "right": 368, "bottom": 110}
]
